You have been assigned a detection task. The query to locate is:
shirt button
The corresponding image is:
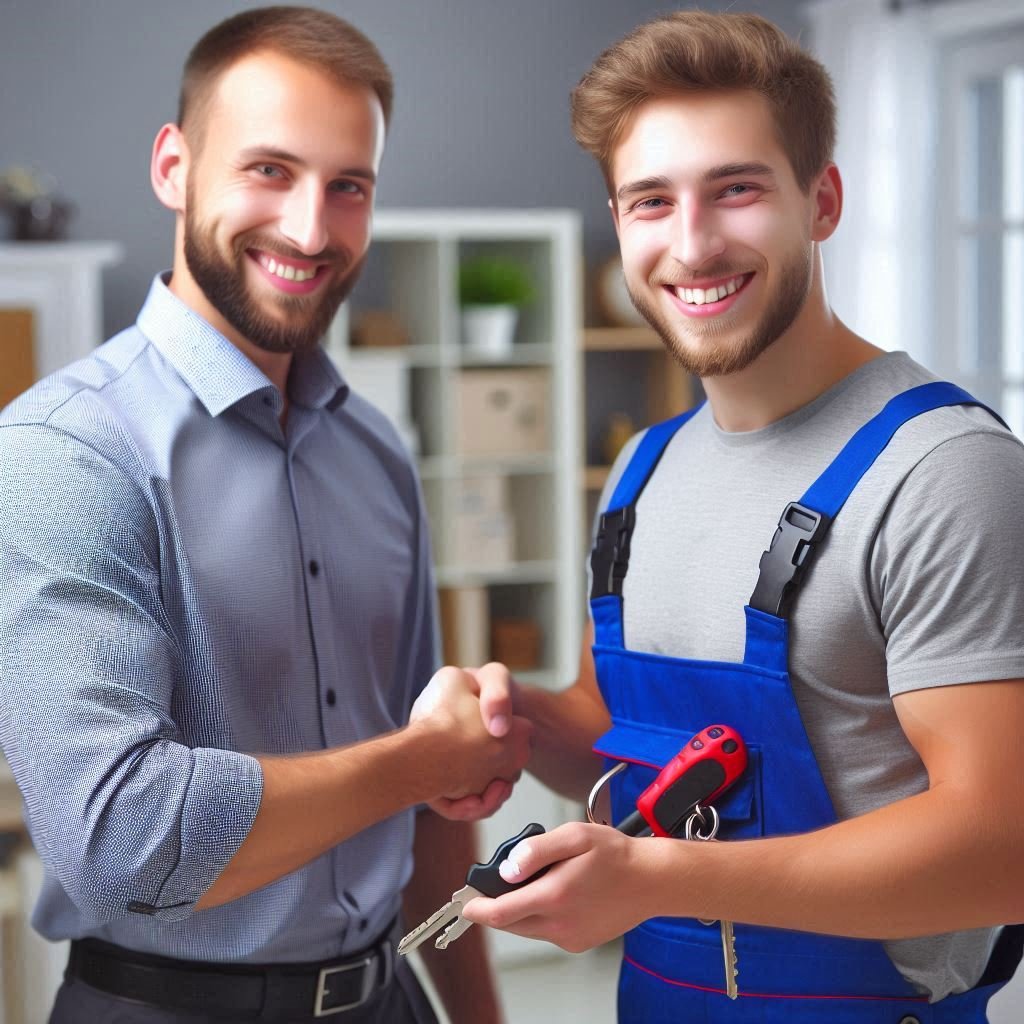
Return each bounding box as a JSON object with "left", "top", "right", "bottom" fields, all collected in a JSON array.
[
  {"left": 898, "top": 1017, "right": 922, "bottom": 1024},
  {"left": 326, "top": 689, "right": 337, "bottom": 707},
  {"left": 262, "top": 396, "right": 273, "bottom": 407},
  {"left": 308, "top": 560, "right": 320, "bottom": 577}
]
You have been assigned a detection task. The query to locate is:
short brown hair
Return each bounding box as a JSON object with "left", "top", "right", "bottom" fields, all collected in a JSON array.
[
  {"left": 570, "top": 11, "right": 835, "bottom": 194},
  {"left": 178, "top": 6, "right": 393, "bottom": 148}
]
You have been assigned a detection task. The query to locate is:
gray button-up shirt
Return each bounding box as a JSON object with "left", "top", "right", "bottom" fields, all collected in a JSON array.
[{"left": 0, "top": 275, "right": 437, "bottom": 962}]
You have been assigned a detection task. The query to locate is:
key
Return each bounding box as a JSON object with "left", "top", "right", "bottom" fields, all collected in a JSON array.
[
  {"left": 398, "top": 823, "right": 548, "bottom": 955},
  {"left": 688, "top": 807, "right": 740, "bottom": 1000}
]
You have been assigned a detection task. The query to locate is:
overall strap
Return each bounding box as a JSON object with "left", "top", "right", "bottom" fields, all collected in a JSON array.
[
  {"left": 749, "top": 381, "right": 1004, "bottom": 619},
  {"left": 590, "top": 405, "right": 702, "bottom": 649}
]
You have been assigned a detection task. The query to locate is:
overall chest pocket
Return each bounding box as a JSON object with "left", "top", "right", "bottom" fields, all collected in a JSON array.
[{"left": 593, "top": 719, "right": 764, "bottom": 840}]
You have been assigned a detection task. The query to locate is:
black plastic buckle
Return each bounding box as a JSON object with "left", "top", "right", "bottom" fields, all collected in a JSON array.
[
  {"left": 749, "top": 501, "right": 831, "bottom": 618},
  {"left": 590, "top": 505, "right": 636, "bottom": 599}
]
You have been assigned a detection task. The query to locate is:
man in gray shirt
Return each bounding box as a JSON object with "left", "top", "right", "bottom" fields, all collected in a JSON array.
[{"left": 432, "top": 10, "right": 1024, "bottom": 1023}]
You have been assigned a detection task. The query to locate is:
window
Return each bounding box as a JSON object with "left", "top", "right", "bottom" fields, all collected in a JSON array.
[{"left": 937, "top": 27, "right": 1024, "bottom": 431}]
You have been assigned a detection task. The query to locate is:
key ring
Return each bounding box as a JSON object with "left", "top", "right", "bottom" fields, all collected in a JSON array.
[
  {"left": 684, "top": 803, "right": 720, "bottom": 841},
  {"left": 586, "top": 761, "right": 627, "bottom": 824}
]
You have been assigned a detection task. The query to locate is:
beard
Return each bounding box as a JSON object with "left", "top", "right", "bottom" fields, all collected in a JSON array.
[
  {"left": 183, "top": 191, "right": 364, "bottom": 355},
  {"left": 626, "top": 246, "right": 813, "bottom": 378}
]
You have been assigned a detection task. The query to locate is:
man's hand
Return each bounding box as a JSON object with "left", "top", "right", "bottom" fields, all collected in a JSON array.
[
  {"left": 460, "top": 822, "right": 664, "bottom": 953},
  {"left": 410, "top": 664, "right": 531, "bottom": 820}
]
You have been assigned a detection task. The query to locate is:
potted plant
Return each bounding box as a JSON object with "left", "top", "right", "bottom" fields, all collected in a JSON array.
[{"left": 458, "top": 257, "right": 534, "bottom": 359}]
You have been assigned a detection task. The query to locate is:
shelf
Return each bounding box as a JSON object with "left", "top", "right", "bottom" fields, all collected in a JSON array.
[
  {"left": 434, "top": 559, "right": 557, "bottom": 588},
  {"left": 582, "top": 326, "right": 662, "bottom": 351},
  {"left": 457, "top": 343, "right": 554, "bottom": 366},
  {"left": 418, "top": 453, "right": 555, "bottom": 479}
]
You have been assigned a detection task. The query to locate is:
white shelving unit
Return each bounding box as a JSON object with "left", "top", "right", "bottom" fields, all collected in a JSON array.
[{"left": 328, "top": 209, "right": 585, "bottom": 963}]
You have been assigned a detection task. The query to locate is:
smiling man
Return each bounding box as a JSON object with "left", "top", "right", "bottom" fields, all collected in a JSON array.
[
  {"left": 0, "top": 8, "right": 528, "bottom": 1024},
  {"left": 437, "top": 10, "right": 1024, "bottom": 1023}
]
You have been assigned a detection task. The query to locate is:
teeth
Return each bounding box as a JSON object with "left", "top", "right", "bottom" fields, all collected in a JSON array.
[
  {"left": 678, "top": 275, "right": 744, "bottom": 306},
  {"left": 262, "top": 256, "right": 315, "bottom": 283}
]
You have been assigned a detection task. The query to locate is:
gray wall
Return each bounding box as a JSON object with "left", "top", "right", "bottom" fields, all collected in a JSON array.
[{"left": 0, "top": 0, "right": 806, "bottom": 337}]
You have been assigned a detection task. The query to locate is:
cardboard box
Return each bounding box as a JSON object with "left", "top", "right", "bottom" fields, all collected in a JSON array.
[
  {"left": 455, "top": 368, "right": 550, "bottom": 457},
  {"left": 445, "top": 509, "right": 514, "bottom": 567},
  {"left": 491, "top": 617, "right": 542, "bottom": 670},
  {"left": 452, "top": 475, "right": 508, "bottom": 517}
]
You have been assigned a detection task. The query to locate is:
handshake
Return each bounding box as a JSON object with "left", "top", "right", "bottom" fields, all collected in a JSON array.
[{"left": 409, "top": 662, "right": 533, "bottom": 822}]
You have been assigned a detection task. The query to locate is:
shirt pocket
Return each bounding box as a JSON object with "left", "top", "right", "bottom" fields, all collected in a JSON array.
[{"left": 593, "top": 718, "right": 763, "bottom": 839}]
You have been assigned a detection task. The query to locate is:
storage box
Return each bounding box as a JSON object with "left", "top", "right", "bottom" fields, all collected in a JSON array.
[
  {"left": 455, "top": 368, "right": 550, "bottom": 457},
  {"left": 444, "top": 509, "right": 515, "bottom": 567},
  {"left": 490, "top": 618, "right": 542, "bottom": 670}
]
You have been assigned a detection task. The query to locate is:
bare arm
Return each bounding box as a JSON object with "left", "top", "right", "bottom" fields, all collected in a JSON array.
[
  {"left": 464, "top": 678, "right": 1024, "bottom": 948},
  {"left": 514, "top": 623, "right": 611, "bottom": 801},
  {"left": 403, "top": 811, "right": 505, "bottom": 1024},
  {"left": 197, "top": 669, "right": 532, "bottom": 909}
]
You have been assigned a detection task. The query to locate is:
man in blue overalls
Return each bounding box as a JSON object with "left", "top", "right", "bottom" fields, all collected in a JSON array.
[{"left": 442, "top": 9, "right": 1024, "bottom": 1022}]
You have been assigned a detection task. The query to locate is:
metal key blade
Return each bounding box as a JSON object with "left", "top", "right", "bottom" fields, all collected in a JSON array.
[
  {"left": 434, "top": 911, "right": 475, "bottom": 949},
  {"left": 720, "top": 919, "right": 739, "bottom": 1000},
  {"left": 397, "top": 885, "right": 474, "bottom": 956}
]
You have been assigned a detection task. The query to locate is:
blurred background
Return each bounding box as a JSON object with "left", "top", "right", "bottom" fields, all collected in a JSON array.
[{"left": 1, "top": 0, "right": 1022, "bottom": 1021}]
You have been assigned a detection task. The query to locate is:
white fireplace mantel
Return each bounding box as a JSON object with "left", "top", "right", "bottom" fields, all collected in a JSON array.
[{"left": 0, "top": 241, "right": 123, "bottom": 379}]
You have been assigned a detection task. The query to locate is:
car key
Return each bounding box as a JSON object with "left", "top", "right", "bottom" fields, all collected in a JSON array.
[
  {"left": 614, "top": 724, "right": 747, "bottom": 838},
  {"left": 398, "top": 822, "right": 549, "bottom": 955}
]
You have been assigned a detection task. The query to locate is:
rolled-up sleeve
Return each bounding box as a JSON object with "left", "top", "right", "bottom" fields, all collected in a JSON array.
[{"left": 0, "top": 424, "right": 262, "bottom": 925}]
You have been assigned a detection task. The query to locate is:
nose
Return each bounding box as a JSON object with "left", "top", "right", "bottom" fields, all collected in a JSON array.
[
  {"left": 278, "top": 180, "right": 328, "bottom": 256},
  {"left": 669, "top": 198, "right": 726, "bottom": 270}
]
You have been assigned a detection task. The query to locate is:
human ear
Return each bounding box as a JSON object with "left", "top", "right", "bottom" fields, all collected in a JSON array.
[
  {"left": 811, "top": 163, "right": 843, "bottom": 242},
  {"left": 150, "top": 124, "right": 189, "bottom": 214},
  {"left": 609, "top": 196, "right": 621, "bottom": 241}
]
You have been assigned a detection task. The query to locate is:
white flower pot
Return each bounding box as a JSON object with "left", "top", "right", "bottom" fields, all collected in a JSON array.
[{"left": 461, "top": 304, "right": 519, "bottom": 359}]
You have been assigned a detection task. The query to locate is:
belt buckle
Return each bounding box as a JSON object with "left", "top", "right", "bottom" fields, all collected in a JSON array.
[{"left": 313, "top": 953, "right": 376, "bottom": 1017}]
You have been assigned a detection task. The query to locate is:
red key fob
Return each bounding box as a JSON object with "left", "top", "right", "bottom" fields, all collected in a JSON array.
[{"left": 625, "top": 725, "right": 747, "bottom": 838}]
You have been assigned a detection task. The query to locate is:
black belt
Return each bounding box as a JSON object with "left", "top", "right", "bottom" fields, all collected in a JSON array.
[{"left": 66, "top": 920, "right": 396, "bottom": 1019}]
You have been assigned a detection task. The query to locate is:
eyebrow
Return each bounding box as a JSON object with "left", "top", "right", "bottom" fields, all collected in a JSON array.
[
  {"left": 237, "top": 146, "right": 377, "bottom": 183},
  {"left": 616, "top": 162, "right": 777, "bottom": 203}
]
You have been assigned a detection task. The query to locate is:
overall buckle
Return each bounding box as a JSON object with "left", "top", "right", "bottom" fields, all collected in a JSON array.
[
  {"left": 749, "top": 502, "right": 831, "bottom": 617},
  {"left": 590, "top": 505, "right": 636, "bottom": 599}
]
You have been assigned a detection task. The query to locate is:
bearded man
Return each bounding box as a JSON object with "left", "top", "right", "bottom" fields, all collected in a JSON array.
[{"left": 0, "top": 8, "right": 530, "bottom": 1023}]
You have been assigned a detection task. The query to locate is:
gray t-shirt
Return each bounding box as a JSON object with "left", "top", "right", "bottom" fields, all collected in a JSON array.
[{"left": 595, "top": 352, "right": 1024, "bottom": 1001}]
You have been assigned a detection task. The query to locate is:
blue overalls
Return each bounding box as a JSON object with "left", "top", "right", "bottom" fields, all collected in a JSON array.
[{"left": 589, "top": 382, "right": 1022, "bottom": 1023}]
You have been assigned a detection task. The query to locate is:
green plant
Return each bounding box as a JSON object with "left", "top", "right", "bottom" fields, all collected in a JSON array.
[{"left": 458, "top": 258, "right": 534, "bottom": 307}]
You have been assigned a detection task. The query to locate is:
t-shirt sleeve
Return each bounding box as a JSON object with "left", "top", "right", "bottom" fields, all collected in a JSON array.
[{"left": 872, "top": 430, "right": 1024, "bottom": 695}]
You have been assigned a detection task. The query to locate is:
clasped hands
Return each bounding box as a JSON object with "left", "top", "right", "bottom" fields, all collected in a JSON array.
[
  {"left": 409, "top": 662, "right": 659, "bottom": 952},
  {"left": 410, "top": 662, "right": 528, "bottom": 822}
]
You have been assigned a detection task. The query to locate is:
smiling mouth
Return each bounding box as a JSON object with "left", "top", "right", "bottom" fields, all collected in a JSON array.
[
  {"left": 664, "top": 273, "right": 752, "bottom": 307},
  {"left": 251, "top": 250, "right": 325, "bottom": 284}
]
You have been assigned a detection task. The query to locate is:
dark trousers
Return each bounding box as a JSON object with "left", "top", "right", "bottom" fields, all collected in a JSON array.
[{"left": 48, "top": 954, "right": 439, "bottom": 1024}]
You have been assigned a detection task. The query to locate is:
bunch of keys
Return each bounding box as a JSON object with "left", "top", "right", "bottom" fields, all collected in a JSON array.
[{"left": 398, "top": 724, "right": 746, "bottom": 1002}]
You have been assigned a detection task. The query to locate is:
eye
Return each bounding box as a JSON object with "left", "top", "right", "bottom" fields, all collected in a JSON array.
[
  {"left": 254, "top": 164, "right": 283, "bottom": 179},
  {"left": 634, "top": 196, "right": 667, "bottom": 210},
  {"left": 719, "top": 183, "right": 761, "bottom": 201},
  {"left": 329, "top": 180, "right": 367, "bottom": 197}
]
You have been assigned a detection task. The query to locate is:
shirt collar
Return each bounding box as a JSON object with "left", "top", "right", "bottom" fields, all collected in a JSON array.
[{"left": 136, "top": 273, "right": 349, "bottom": 418}]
